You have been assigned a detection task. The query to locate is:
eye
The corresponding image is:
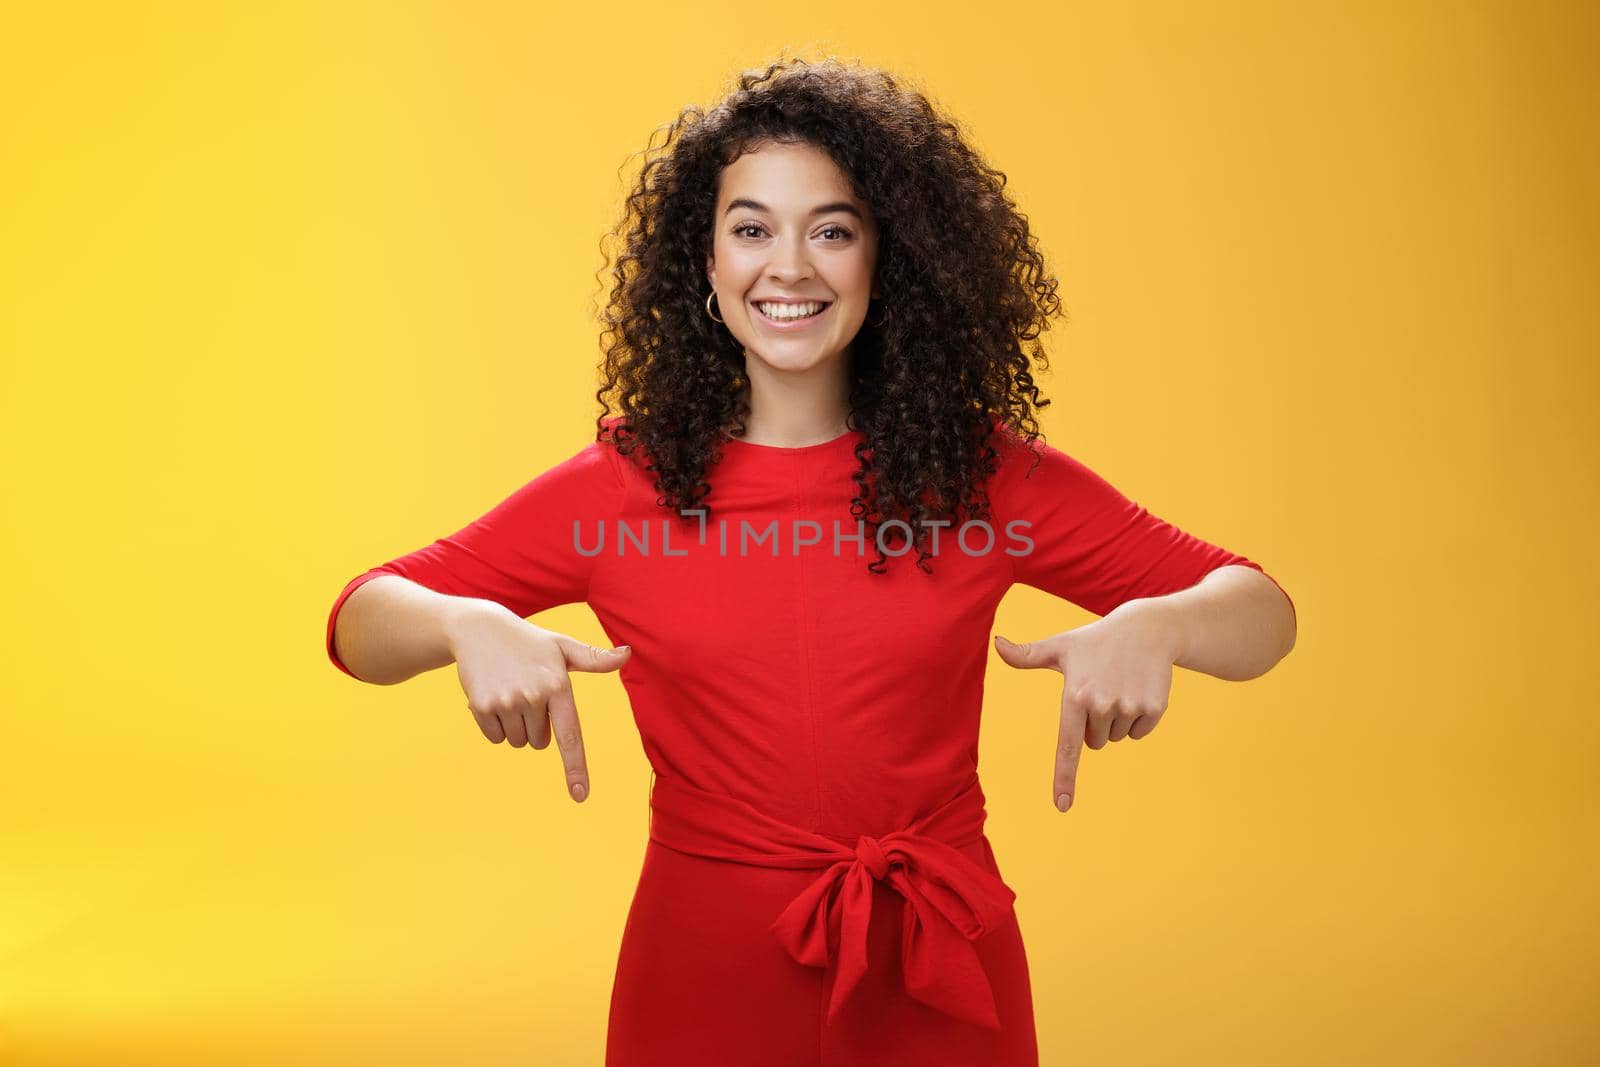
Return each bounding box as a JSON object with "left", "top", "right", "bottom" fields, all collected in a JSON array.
[{"left": 730, "top": 222, "right": 854, "bottom": 241}]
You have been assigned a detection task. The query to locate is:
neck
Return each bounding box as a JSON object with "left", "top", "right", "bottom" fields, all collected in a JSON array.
[{"left": 732, "top": 354, "right": 853, "bottom": 448}]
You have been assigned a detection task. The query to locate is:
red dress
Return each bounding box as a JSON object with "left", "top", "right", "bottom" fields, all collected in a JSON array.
[{"left": 326, "top": 420, "right": 1293, "bottom": 1066}]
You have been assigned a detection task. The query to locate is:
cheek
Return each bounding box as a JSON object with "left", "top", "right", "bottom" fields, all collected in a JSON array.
[
  {"left": 718, "top": 253, "right": 762, "bottom": 290},
  {"left": 842, "top": 252, "right": 876, "bottom": 292}
]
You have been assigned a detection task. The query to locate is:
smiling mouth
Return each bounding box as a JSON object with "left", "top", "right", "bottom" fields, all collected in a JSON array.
[{"left": 753, "top": 301, "right": 832, "bottom": 323}]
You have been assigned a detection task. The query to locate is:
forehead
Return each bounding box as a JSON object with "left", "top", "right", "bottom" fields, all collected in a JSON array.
[{"left": 716, "top": 142, "right": 862, "bottom": 208}]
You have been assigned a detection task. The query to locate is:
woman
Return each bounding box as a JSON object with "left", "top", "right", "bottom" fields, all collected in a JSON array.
[{"left": 326, "top": 56, "right": 1296, "bottom": 1066}]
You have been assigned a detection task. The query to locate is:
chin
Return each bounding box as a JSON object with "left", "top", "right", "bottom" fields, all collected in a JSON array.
[
  {"left": 751, "top": 354, "right": 830, "bottom": 374},
  {"left": 749, "top": 343, "right": 848, "bottom": 371}
]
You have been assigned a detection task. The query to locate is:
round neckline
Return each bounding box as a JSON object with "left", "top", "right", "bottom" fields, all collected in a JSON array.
[{"left": 720, "top": 428, "right": 864, "bottom": 455}]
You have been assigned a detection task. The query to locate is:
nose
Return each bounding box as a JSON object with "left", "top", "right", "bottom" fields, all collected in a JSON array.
[{"left": 766, "top": 233, "right": 814, "bottom": 285}]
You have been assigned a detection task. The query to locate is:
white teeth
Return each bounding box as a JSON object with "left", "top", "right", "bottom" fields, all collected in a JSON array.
[{"left": 756, "top": 301, "right": 827, "bottom": 320}]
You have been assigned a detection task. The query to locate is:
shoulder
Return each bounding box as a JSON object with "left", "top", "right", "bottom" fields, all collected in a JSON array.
[
  {"left": 984, "top": 419, "right": 1058, "bottom": 485},
  {"left": 982, "top": 419, "right": 1114, "bottom": 512},
  {"left": 508, "top": 421, "right": 630, "bottom": 503}
]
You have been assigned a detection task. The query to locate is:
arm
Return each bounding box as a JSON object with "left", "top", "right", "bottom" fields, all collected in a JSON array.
[
  {"left": 1111, "top": 562, "right": 1297, "bottom": 682},
  {"left": 1004, "top": 428, "right": 1292, "bottom": 617},
  {"left": 998, "top": 428, "right": 1295, "bottom": 641},
  {"left": 324, "top": 432, "right": 627, "bottom": 684},
  {"left": 991, "top": 427, "right": 1298, "bottom": 811},
  {"left": 330, "top": 574, "right": 517, "bottom": 685}
]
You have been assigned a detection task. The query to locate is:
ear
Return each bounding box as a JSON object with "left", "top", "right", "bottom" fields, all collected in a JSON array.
[{"left": 705, "top": 256, "right": 715, "bottom": 286}]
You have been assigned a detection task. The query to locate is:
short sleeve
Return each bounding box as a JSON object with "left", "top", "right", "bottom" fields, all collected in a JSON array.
[
  {"left": 993, "top": 429, "right": 1294, "bottom": 622},
  {"left": 325, "top": 437, "right": 625, "bottom": 678}
]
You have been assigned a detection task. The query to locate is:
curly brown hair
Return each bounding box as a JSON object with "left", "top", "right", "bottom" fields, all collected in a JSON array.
[{"left": 592, "top": 53, "right": 1066, "bottom": 575}]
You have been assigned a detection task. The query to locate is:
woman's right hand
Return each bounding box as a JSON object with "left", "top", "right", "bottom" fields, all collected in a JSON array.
[{"left": 444, "top": 603, "right": 631, "bottom": 803}]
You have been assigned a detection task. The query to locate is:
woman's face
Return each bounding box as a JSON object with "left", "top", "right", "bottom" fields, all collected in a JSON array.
[{"left": 706, "top": 141, "right": 879, "bottom": 376}]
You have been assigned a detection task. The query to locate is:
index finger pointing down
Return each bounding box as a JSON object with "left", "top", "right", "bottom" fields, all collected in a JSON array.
[
  {"left": 1055, "top": 685, "right": 1087, "bottom": 812},
  {"left": 544, "top": 684, "right": 589, "bottom": 803}
]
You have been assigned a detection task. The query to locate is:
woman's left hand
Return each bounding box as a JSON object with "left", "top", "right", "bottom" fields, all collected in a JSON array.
[{"left": 993, "top": 604, "right": 1181, "bottom": 814}]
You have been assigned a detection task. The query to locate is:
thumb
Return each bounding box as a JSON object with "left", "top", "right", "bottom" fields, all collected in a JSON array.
[
  {"left": 993, "top": 633, "right": 1059, "bottom": 672},
  {"left": 558, "top": 634, "right": 632, "bottom": 673}
]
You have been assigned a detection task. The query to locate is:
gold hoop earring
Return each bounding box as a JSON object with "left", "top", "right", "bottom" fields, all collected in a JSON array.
[
  {"left": 867, "top": 298, "right": 886, "bottom": 328},
  {"left": 705, "top": 290, "right": 725, "bottom": 325}
]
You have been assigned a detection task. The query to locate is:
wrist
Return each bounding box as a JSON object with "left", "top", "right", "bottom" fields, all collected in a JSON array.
[
  {"left": 1109, "top": 596, "right": 1189, "bottom": 665},
  {"left": 442, "top": 597, "right": 514, "bottom": 657}
]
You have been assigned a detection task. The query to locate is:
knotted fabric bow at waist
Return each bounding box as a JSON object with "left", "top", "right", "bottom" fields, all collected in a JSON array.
[{"left": 646, "top": 774, "right": 1018, "bottom": 1031}]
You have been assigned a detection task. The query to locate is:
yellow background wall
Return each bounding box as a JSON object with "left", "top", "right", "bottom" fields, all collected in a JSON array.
[{"left": 4, "top": 3, "right": 1594, "bottom": 1064}]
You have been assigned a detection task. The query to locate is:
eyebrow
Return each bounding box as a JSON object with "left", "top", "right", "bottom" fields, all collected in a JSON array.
[{"left": 723, "top": 198, "right": 864, "bottom": 221}]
